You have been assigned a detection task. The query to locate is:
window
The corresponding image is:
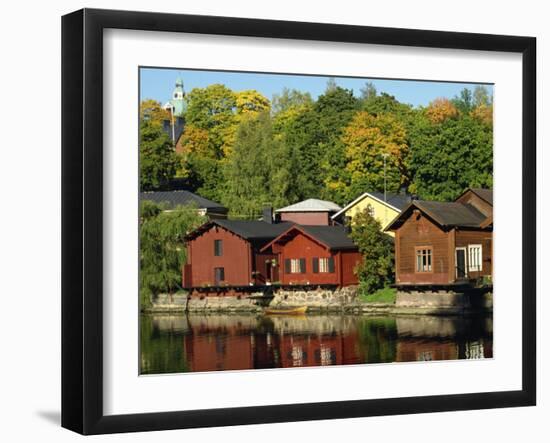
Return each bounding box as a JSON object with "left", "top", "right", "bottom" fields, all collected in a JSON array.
[
  {"left": 415, "top": 248, "right": 432, "bottom": 272},
  {"left": 214, "top": 267, "right": 225, "bottom": 285},
  {"left": 366, "top": 204, "right": 375, "bottom": 217},
  {"left": 285, "top": 258, "right": 305, "bottom": 274},
  {"left": 313, "top": 257, "right": 335, "bottom": 273},
  {"left": 468, "top": 244, "right": 483, "bottom": 272},
  {"left": 214, "top": 239, "right": 223, "bottom": 256}
]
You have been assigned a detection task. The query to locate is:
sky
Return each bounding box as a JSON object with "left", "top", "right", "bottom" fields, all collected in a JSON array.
[{"left": 140, "top": 67, "right": 493, "bottom": 108}]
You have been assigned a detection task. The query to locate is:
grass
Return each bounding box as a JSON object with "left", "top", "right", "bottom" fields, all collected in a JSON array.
[{"left": 358, "top": 287, "right": 397, "bottom": 304}]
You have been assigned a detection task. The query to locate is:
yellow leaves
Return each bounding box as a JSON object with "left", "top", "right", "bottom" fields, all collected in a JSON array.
[
  {"left": 425, "top": 98, "right": 459, "bottom": 124},
  {"left": 177, "top": 124, "right": 210, "bottom": 156},
  {"left": 235, "top": 90, "right": 270, "bottom": 115},
  {"left": 470, "top": 103, "right": 493, "bottom": 126},
  {"left": 140, "top": 99, "right": 171, "bottom": 125}
]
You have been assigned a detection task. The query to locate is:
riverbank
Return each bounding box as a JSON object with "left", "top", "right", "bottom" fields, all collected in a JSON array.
[{"left": 143, "top": 288, "right": 492, "bottom": 316}]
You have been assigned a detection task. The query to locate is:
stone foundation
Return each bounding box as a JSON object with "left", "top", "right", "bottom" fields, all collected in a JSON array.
[
  {"left": 270, "top": 286, "right": 359, "bottom": 311},
  {"left": 396, "top": 289, "right": 492, "bottom": 313},
  {"left": 144, "top": 293, "right": 188, "bottom": 313},
  {"left": 187, "top": 293, "right": 263, "bottom": 313}
]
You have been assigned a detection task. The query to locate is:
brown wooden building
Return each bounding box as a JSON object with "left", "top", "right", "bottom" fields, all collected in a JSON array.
[
  {"left": 386, "top": 189, "right": 493, "bottom": 287},
  {"left": 260, "top": 225, "right": 361, "bottom": 286},
  {"left": 182, "top": 220, "right": 293, "bottom": 289},
  {"left": 274, "top": 199, "right": 341, "bottom": 226}
]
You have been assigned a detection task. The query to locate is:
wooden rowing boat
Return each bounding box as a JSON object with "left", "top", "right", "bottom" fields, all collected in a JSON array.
[{"left": 264, "top": 306, "right": 308, "bottom": 315}]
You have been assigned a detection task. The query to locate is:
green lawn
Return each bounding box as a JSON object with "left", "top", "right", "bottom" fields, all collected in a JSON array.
[{"left": 358, "top": 287, "right": 396, "bottom": 304}]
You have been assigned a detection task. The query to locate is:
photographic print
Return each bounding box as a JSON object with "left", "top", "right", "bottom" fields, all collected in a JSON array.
[{"left": 138, "top": 67, "right": 494, "bottom": 375}]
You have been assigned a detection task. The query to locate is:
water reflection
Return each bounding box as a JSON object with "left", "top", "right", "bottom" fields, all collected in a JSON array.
[{"left": 140, "top": 313, "right": 493, "bottom": 374}]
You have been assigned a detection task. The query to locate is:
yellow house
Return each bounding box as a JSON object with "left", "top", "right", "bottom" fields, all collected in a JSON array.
[{"left": 331, "top": 192, "right": 412, "bottom": 237}]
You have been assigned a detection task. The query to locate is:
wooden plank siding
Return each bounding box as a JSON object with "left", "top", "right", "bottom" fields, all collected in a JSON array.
[
  {"left": 455, "top": 229, "right": 493, "bottom": 279},
  {"left": 455, "top": 191, "right": 492, "bottom": 217},
  {"left": 272, "top": 231, "right": 360, "bottom": 286},
  {"left": 279, "top": 211, "right": 332, "bottom": 225},
  {"left": 184, "top": 225, "right": 254, "bottom": 287},
  {"left": 395, "top": 211, "right": 452, "bottom": 285}
]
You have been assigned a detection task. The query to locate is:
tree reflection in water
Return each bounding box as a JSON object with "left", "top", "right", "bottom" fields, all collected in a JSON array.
[{"left": 140, "top": 313, "right": 493, "bottom": 375}]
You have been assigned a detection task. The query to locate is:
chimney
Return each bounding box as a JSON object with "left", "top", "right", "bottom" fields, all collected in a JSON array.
[{"left": 263, "top": 206, "right": 274, "bottom": 224}]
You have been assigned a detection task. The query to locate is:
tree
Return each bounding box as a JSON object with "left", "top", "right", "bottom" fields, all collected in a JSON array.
[
  {"left": 325, "top": 77, "right": 338, "bottom": 92},
  {"left": 314, "top": 86, "right": 360, "bottom": 204},
  {"left": 222, "top": 112, "right": 292, "bottom": 218},
  {"left": 425, "top": 98, "right": 459, "bottom": 124},
  {"left": 139, "top": 121, "right": 178, "bottom": 191},
  {"left": 451, "top": 88, "right": 474, "bottom": 114},
  {"left": 271, "top": 88, "right": 313, "bottom": 115},
  {"left": 185, "top": 84, "right": 237, "bottom": 156},
  {"left": 140, "top": 99, "right": 170, "bottom": 125},
  {"left": 473, "top": 85, "right": 492, "bottom": 107},
  {"left": 360, "top": 82, "right": 377, "bottom": 101},
  {"left": 408, "top": 114, "right": 493, "bottom": 201},
  {"left": 341, "top": 111, "right": 409, "bottom": 201},
  {"left": 349, "top": 208, "right": 394, "bottom": 294},
  {"left": 235, "top": 90, "right": 271, "bottom": 115},
  {"left": 139, "top": 202, "right": 206, "bottom": 309},
  {"left": 273, "top": 101, "right": 322, "bottom": 200}
]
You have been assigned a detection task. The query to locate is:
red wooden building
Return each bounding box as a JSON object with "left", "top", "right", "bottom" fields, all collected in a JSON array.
[
  {"left": 260, "top": 225, "right": 361, "bottom": 286},
  {"left": 386, "top": 188, "right": 493, "bottom": 287},
  {"left": 182, "top": 220, "right": 293, "bottom": 289}
]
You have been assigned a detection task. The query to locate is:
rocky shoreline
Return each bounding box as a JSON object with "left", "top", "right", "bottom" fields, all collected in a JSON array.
[{"left": 143, "top": 287, "right": 492, "bottom": 316}]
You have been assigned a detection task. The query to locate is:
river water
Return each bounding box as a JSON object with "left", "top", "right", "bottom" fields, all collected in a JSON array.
[{"left": 140, "top": 313, "right": 492, "bottom": 374}]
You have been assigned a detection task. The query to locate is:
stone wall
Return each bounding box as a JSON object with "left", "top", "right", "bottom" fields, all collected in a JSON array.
[
  {"left": 145, "top": 293, "right": 188, "bottom": 313},
  {"left": 270, "top": 286, "right": 359, "bottom": 312},
  {"left": 396, "top": 289, "right": 493, "bottom": 313},
  {"left": 187, "top": 293, "right": 263, "bottom": 313}
]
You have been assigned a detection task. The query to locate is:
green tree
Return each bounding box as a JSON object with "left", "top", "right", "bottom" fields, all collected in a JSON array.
[
  {"left": 408, "top": 114, "right": 493, "bottom": 200},
  {"left": 360, "top": 82, "right": 377, "bottom": 101},
  {"left": 185, "top": 84, "right": 237, "bottom": 156},
  {"left": 314, "top": 86, "right": 360, "bottom": 204},
  {"left": 139, "top": 121, "right": 178, "bottom": 191},
  {"left": 222, "top": 112, "right": 292, "bottom": 218},
  {"left": 349, "top": 208, "right": 394, "bottom": 294},
  {"left": 139, "top": 202, "right": 206, "bottom": 309},
  {"left": 451, "top": 88, "right": 474, "bottom": 114},
  {"left": 271, "top": 88, "right": 313, "bottom": 115}
]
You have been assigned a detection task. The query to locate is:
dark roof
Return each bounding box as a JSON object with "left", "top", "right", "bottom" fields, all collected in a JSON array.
[
  {"left": 414, "top": 201, "right": 487, "bottom": 227},
  {"left": 299, "top": 226, "right": 358, "bottom": 250},
  {"left": 369, "top": 192, "right": 413, "bottom": 210},
  {"left": 261, "top": 225, "right": 358, "bottom": 252},
  {"left": 469, "top": 188, "right": 493, "bottom": 206},
  {"left": 213, "top": 220, "right": 293, "bottom": 240},
  {"left": 140, "top": 190, "right": 227, "bottom": 213},
  {"left": 386, "top": 200, "right": 488, "bottom": 230},
  {"left": 185, "top": 220, "right": 294, "bottom": 244}
]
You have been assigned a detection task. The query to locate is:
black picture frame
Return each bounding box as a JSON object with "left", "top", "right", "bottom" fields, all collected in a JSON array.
[{"left": 61, "top": 8, "right": 536, "bottom": 435}]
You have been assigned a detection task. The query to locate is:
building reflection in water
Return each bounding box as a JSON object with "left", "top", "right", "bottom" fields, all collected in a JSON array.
[{"left": 140, "top": 313, "right": 493, "bottom": 375}]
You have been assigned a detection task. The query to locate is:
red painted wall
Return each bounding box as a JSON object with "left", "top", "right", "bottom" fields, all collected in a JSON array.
[
  {"left": 185, "top": 225, "right": 252, "bottom": 287},
  {"left": 341, "top": 251, "right": 361, "bottom": 285},
  {"left": 279, "top": 211, "right": 332, "bottom": 225},
  {"left": 273, "top": 231, "right": 359, "bottom": 286}
]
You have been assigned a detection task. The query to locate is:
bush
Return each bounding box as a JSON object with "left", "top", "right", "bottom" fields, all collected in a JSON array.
[{"left": 348, "top": 207, "right": 394, "bottom": 294}]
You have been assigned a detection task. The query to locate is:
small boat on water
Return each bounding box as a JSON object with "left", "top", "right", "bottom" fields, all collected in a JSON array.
[{"left": 264, "top": 306, "right": 308, "bottom": 315}]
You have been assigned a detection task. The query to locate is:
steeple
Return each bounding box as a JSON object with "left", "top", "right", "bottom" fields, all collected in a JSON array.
[{"left": 163, "top": 77, "right": 187, "bottom": 116}]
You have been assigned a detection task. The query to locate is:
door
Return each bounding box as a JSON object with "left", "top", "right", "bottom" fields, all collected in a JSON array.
[{"left": 455, "top": 248, "right": 467, "bottom": 279}]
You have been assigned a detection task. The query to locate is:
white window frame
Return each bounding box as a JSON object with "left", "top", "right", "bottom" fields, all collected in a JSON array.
[
  {"left": 290, "top": 258, "right": 301, "bottom": 274},
  {"left": 468, "top": 244, "right": 483, "bottom": 272}
]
